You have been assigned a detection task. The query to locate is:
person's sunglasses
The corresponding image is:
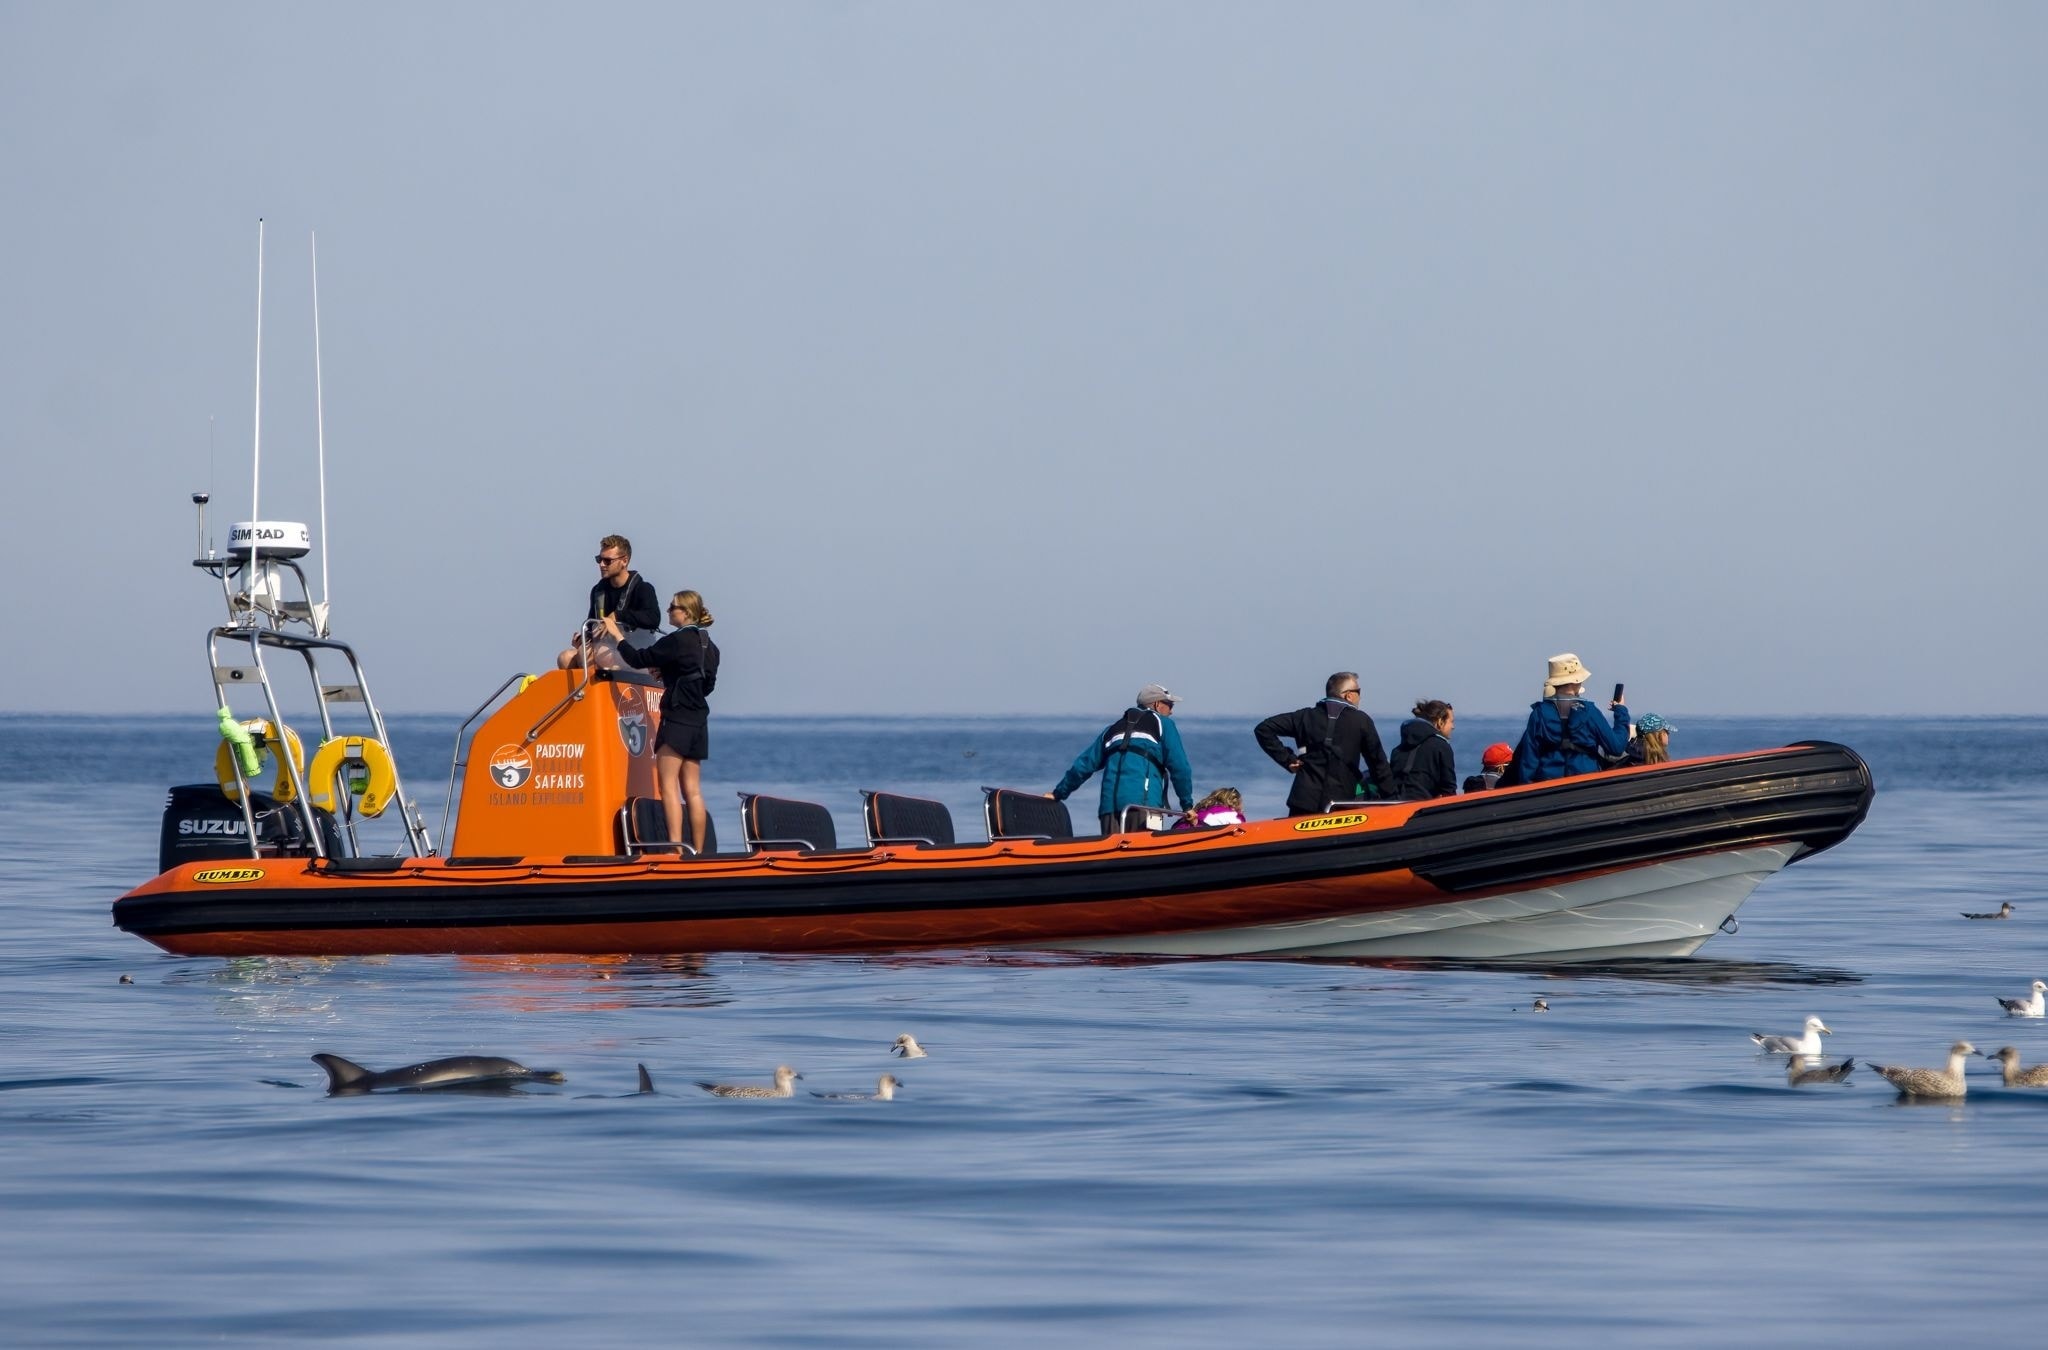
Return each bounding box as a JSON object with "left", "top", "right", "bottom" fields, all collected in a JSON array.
[{"left": 595, "top": 555, "right": 622, "bottom": 565}]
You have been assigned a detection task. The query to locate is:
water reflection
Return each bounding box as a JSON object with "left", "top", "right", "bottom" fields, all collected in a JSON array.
[
  {"left": 806, "top": 949, "right": 1868, "bottom": 987},
  {"left": 162, "top": 953, "right": 733, "bottom": 1017},
  {"left": 453, "top": 954, "right": 729, "bottom": 1013},
  {"left": 1285, "top": 956, "right": 1866, "bottom": 987}
]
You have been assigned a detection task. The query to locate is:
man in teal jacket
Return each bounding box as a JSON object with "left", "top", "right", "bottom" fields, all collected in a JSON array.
[{"left": 1051, "top": 684, "right": 1195, "bottom": 835}]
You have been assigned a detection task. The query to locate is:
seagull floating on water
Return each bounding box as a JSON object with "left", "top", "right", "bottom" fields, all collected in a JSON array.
[
  {"left": 1983, "top": 1047, "right": 2048, "bottom": 1087},
  {"left": 1870, "top": 1041, "right": 1976, "bottom": 1099},
  {"left": 813, "top": 1074, "right": 900, "bottom": 1101},
  {"left": 891, "top": 1034, "right": 928, "bottom": 1058},
  {"left": 696, "top": 1065, "right": 801, "bottom": 1098},
  {"left": 1962, "top": 902, "right": 2015, "bottom": 920},
  {"left": 1751, "top": 1016, "right": 1831, "bottom": 1056},
  {"left": 1996, "top": 979, "right": 2046, "bottom": 1018},
  {"left": 1787, "top": 1055, "right": 1855, "bottom": 1086}
]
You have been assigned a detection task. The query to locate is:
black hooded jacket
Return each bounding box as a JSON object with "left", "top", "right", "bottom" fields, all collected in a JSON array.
[
  {"left": 1254, "top": 699, "right": 1396, "bottom": 816},
  {"left": 1389, "top": 718, "right": 1457, "bottom": 801}
]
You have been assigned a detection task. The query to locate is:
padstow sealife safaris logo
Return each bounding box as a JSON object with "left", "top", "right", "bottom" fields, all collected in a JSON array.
[
  {"left": 489, "top": 744, "right": 534, "bottom": 789},
  {"left": 618, "top": 712, "right": 649, "bottom": 758}
]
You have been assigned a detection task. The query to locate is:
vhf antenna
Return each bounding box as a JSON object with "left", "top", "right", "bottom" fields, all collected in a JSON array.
[
  {"left": 310, "top": 230, "right": 331, "bottom": 634},
  {"left": 247, "top": 217, "right": 266, "bottom": 608}
]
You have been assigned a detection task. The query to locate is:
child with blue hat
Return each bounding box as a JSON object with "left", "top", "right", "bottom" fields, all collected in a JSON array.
[{"left": 1631, "top": 713, "right": 1675, "bottom": 765}]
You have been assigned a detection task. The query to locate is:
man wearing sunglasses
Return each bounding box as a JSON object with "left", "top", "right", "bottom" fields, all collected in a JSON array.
[
  {"left": 556, "top": 534, "right": 661, "bottom": 669},
  {"left": 1255, "top": 672, "right": 1396, "bottom": 816}
]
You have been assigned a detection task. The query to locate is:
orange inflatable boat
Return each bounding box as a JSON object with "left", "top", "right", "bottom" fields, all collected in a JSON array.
[{"left": 114, "top": 513, "right": 1872, "bottom": 962}]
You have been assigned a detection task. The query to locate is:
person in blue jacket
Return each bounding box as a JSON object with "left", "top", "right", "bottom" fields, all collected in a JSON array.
[
  {"left": 1050, "top": 683, "right": 1194, "bottom": 835},
  {"left": 1502, "top": 653, "right": 1631, "bottom": 785}
]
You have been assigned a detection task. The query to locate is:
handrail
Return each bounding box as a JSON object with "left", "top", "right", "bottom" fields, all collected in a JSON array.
[
  {"left": 438, "top": 672, "right": 535, "bottom": 854},
  {"left": 207, "top": 622, "right": 431, "bottom": 861},
  {"left": 522, "top": 626, "right": 606, "bottom": 743}
]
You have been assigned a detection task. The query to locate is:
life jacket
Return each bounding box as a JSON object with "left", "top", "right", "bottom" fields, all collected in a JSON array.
[
  {"left": 1102, "top": 707, "right": 1170, "bottom": 806},
  {"left": 1303, "top": 698, "right": 1378, "bottom": 800}
]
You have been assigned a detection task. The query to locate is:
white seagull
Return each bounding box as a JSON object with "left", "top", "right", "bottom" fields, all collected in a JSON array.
[
  {"left": 1751, "top": 1016, "right": 1831, "bottom": 1056},
  {"left": 891, "top": 1034, "right": 928, "bottom": 1059},
  {"left": 1996, "top": 979, "right": 2046, "bottom": 1018}
]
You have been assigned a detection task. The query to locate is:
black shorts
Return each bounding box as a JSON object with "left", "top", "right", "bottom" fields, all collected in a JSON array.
[{"left": 657, "top": 719, "right": 709, "bottom": 761}]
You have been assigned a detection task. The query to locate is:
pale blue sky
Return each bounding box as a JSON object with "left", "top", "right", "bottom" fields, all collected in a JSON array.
[{"left": 3, "top": 3, "right": 2042, "bottom": 717}]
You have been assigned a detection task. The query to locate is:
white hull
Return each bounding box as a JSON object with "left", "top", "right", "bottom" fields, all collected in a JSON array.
[{"left": 1056, "top": 843, "right": 1804, "bottom": 961}]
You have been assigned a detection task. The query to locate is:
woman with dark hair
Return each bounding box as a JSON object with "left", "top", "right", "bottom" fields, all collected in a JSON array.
[
  {"left": 1390, "top": 699, "right": 1458, "bottom": 800},
  {"left": 601, "top": 590, "right": 719, "bottom": 853}
]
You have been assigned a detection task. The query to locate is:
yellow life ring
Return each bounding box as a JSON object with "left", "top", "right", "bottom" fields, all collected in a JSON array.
[
  {"left": 306, "top": 736, "right": 398, "bottom": 818},
  {"left": 214, "top": 720, "right": 306, "bottom": 805}
]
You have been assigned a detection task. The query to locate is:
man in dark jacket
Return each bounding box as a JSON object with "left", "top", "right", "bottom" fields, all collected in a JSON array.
[
  {"left": 558, "top": 534, "right": 661, "bottom": 669},
  {"left": 1254, "top": 672, "right": 1397, "bottom": 816}
]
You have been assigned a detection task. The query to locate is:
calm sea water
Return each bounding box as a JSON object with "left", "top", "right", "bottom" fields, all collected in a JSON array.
[{"left": 3, "top": 713, "right": 2047, "bottom": 1345}]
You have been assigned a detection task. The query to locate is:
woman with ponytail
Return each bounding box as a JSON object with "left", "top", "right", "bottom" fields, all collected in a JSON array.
[{"left": 602, "top": 590, "right": 720, "bottom": 853}]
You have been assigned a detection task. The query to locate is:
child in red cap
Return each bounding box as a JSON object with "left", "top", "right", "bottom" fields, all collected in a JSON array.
[{"left": 1463, "top": 743, "right": 1515, "bottom": 794}]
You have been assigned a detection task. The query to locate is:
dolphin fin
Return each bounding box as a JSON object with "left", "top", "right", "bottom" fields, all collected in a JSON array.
[
  {"left": 312, "top": 1053, "right": 372, "bottom": 1092},
  {"left": 636, "top": 1063, "right": 655, "bottom": 1094}
]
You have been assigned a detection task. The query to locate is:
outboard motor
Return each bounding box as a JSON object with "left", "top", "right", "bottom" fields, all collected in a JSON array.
[{"left": 157, "top": 784, "right": 346, "bottom": 875}]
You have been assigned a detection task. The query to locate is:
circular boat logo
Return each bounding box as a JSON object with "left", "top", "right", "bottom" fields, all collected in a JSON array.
[
  {"left": 489, "top": 744, "right": 533, "bottom": 789},
  {"left": 618, "top": 713, "right": 648, "bottom": 757}
]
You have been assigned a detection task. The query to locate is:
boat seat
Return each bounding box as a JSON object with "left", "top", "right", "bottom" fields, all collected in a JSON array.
[
  {"left": 617, "top": 796, "right": 717, "bottom": 855},
  {"left": 983, "top": 787, "right": 1074, "bottom": 842},
  {"left": 738, "top": 792, "right": 837, "bottom": 852},
  {"left": 325, "top": 855, "right": 409, "bottom": 872},
  {"left": 861, "top": 790, "right": 957, "bottom": 848}
]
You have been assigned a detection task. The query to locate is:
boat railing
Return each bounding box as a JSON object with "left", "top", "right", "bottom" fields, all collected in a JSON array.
[
  {"left": 439, "top": 671, "right": 539, "bottom": 855},
  {"left": 516, "top": 624, "right": 620, "bottom": 744},
  {"left": 1118, "top": 804, "right": 1180, "bottom": 834},
  {"left": 207, "top": 625, "right": 432, "bottom": 860}
]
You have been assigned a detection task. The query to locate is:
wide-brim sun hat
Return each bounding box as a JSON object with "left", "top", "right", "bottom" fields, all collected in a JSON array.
[{"left": 1545, "top": 652, "right": 1592, "bottom": 691}]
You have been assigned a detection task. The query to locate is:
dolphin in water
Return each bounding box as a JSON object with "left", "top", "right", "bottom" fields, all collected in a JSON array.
[
  {"left": 575, "top": 1063, "right": 658, "bottom": 1099},
  {"left": 313, "top": 1053, "right": 566, "bottom": 1095}
]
